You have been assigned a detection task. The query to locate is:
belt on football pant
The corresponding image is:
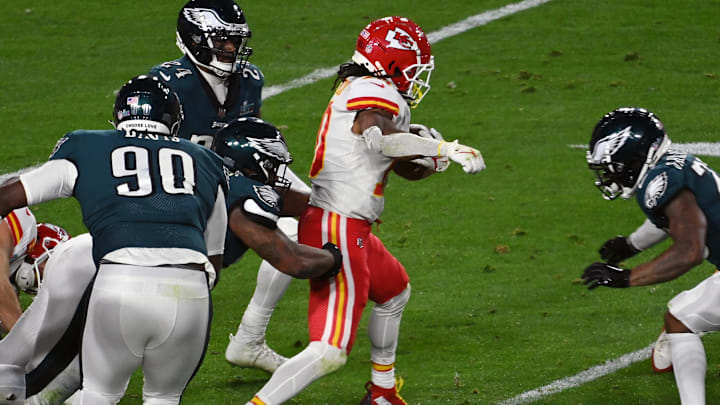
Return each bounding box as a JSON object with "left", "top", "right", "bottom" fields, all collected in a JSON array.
[{"left": 99, "top": 260, "right": 206, "bottom": 272}]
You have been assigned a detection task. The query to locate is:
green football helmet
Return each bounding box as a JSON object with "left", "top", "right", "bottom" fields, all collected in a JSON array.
[
  {"left": 212, "top": 117, "right": 293, "bottom": 192},
  {"left": 587, "top": 107, "right": 670, "bottom": 200},
  {"left": 176, "top": 0, "right": 253, "bottom": 77},
  {"left": 113, "top": 75, "right": 183, "bottom": 136}
]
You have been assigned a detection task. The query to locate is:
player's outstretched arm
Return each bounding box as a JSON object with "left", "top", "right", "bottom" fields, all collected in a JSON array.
[
  {"left": 229, "top": 208, "right": 341, "bottom": 279},
  {"left": 354, "top": 109, "right": 486, "bottom": 174}
]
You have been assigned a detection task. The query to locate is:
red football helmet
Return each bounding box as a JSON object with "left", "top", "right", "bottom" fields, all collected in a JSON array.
[
  {"left": 352, "top": 16, "right": 434, "bottom": 108},
  {"left": 16, "top": 223, "right": 71, "bottom": 293}
]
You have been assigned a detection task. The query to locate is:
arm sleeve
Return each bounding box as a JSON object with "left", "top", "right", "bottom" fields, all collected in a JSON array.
[
  {"left": 18, "top": 160, "right": 78, "bottom": 205},
  {"left": 628, "top": 218, "right": 668, "bottom": 250},
  {"left": 363, "top": 126, "right": 443, "bottom": 158},
  {"left": 204, "top": 184, "right": 227, "bottom": 256},
  {"left": 285, "top": 166, "right": 311, "bottom": 194}
]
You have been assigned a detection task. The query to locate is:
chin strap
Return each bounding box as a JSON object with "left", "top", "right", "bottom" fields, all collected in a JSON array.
[{"left": 622, "top": 136, "right": 671, "bottom": 199}]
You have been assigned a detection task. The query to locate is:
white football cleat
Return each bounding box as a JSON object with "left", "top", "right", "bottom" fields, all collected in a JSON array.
[
  {"left": 225, "top": 334, "right": 288, "bottom": 373},
  {"left": 651, "top": 329, "right": 673, "bottom": 373}
]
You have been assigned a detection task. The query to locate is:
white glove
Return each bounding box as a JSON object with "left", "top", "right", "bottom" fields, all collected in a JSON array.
[
  {"left": 409, "top": 156, "right": 451, "bottom": 172},
  {"left": 409, "top": 124, "right": 450, "bottom": 172},
  {"left": 441, "top": 140, "right": 486, "bottom": 174},
  {"left": 409, "top": 123, "right": 444, "bottom": 141}
]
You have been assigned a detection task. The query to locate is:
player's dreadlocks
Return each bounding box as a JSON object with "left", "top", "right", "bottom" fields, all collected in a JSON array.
[{"left": 333, "top": 62, "right": 393, "bottom": 90}]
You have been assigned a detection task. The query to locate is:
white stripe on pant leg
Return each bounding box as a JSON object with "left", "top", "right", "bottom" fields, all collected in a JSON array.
[
  {"left": 320, "top": 209, "right": 337, "bottom": 344},
  {"left": 338, "top": 215, "right": 355, "bottom": 349}
]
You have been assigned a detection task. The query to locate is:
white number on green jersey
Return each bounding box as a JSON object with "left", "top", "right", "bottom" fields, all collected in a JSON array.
[{"left": 111, "top": 146, "right": 195, "bottom": 197}]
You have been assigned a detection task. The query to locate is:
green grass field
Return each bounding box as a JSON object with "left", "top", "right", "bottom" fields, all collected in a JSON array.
[{"left": 2, "top": 0, "right": 720, "bottom": 403}]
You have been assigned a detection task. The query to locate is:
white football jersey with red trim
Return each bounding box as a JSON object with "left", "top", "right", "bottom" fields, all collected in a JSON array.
[
  {"left": 308, "top": 76, "right": 411, "bottom": 222},
  {"left": 4, "top": 207, "right": 37, "bottom": 274}
]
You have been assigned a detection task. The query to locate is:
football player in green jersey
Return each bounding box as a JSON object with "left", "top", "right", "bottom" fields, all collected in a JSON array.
[
  {"left": 0, "top": 75, "right": 229, "bottom": 404},
  {"left": 151, "top": 0, "right": 314, "bottom": 374},
  {"left": 0, "top": 82, "right": 340, "bottom": 404},
  {"left": 582, "top": 107, "right": 718, "bottom": 405}
]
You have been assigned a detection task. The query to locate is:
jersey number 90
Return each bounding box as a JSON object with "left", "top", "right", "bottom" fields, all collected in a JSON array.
[{"left": 111, "top": 146, "right": 195, "bottom": 197}]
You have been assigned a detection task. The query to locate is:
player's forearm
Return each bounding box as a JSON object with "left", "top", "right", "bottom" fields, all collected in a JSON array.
[
  {"left": 365, "top": 127, "right": 443, "bottom": 158},
  {"left": 259, "top": 240, "right": 335, "bottom": 279},
  {"left": 393, "top": 160, "right": 434, "bottom": 180},
  {"left": 629, "top": 243, "right": 704, "bottom": 286},
  {"left": 0, "top": 181, "right": 28, "bottom": 217},
  {"left": 289, "top": 244, "right": 338, "bottom": 279},
  {"left": 0, "top": 282, "right": 22, "bottom": 332}
]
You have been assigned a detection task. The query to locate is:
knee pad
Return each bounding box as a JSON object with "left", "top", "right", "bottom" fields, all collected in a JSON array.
[
  {"left": 374, "top": 285, "right": 411, "bottom": 317},
  {"left": 277, "top": 217, "right": 299, "bottom": 241},
  {"left": 307, "top": 341, "right": 347, "bottom": 374}
]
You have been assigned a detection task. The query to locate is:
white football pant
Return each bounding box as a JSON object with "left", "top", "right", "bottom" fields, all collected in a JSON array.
[{"left": 77, "top": 264, "right": 210, "bottom": 405}]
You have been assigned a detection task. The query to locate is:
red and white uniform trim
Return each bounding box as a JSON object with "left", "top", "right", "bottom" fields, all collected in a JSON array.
[
  {"left": 308, "top": 76, "right": 410, "bottom": 223},
  {"left": 301, "top": 206, "right": 408, "bottom": 353},
  {"left": 4, "top": 207, "right": 37, "bottom": 274}
]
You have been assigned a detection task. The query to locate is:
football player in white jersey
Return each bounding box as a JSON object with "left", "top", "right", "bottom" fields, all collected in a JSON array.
[
  {"left": 0, "top": 209, "right": 82, "bottom": 405},
  {"left": 0, "top": 207, "right": 38, "bottom": 334},
  {"left": 1, "top": 226, "right": 84, "bottom": 405},
  {"left": 246, "top": 16, "right": 485, "bottom": 405}
]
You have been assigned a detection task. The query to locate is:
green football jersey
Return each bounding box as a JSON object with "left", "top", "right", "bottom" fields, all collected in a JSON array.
[
  {"left": 149, "top": 56, "right": 263, "bottom": 147},
  {"left": 637, "top": 150, "right": 720, "bottom": 267},
  {"left": 49, "top": 129, "right": 228, "bottom": 264}
]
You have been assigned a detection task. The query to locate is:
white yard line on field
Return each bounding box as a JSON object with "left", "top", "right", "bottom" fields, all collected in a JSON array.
[
  {"left": 262, "top": 0, "right": 555, "bottom": 100},
  {"left": 496, "top": 345, "right": 653, "bottom": 405},
  {"left": 570, "top": 143, "right": 720, "bottom": 157}
]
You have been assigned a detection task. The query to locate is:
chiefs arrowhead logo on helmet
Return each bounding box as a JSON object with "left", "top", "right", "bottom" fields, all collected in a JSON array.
[{"left": 385, "top": 28, "right": 418, "bottom": 51}]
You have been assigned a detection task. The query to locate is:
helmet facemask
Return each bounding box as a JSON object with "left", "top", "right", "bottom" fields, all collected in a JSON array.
[
  {"left": 588, "top": 156, "right": 644, "bottom": 200},
  {"left": 400, "top": 56, "right": 434, "bottom": 108},
  {"left": 246, "top": 154, "right": 291, "bottom": 196}
]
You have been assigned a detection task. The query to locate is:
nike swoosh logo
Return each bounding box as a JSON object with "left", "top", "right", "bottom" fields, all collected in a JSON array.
[
  {"left": 158, "top": 71, "right": 172, "bottom": 82},
  {"left": 370, "top": 82, "right": 385, "bottom": 88}
]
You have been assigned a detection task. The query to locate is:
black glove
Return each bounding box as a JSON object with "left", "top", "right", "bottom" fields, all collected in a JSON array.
[
  {"left": 321, "top": 242, "right": 343, "bottom": 278},
  {"left": 598, "top": 236, "right": 640, "bottom": 264},
  {"left": 582, "top": 262, "right": 631, "bottom": 290}
]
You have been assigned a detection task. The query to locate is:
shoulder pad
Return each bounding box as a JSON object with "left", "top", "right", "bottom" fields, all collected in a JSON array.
[{"left": 346, "top": 78, "right": 401, "bottom": 116}]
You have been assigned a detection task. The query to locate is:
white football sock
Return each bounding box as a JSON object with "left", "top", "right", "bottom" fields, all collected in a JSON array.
[
  {"left": 253, "top": 341, "right": 346, "bottom": 404},
  {"left": 368, "top": 286, "right": 410, "bottom": 389},
  {"left": 235, "top": 260, "right": 293, "bottom": 344},
  {"left": 668, "top": 332, "right": 706, "bottom": 405}
]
